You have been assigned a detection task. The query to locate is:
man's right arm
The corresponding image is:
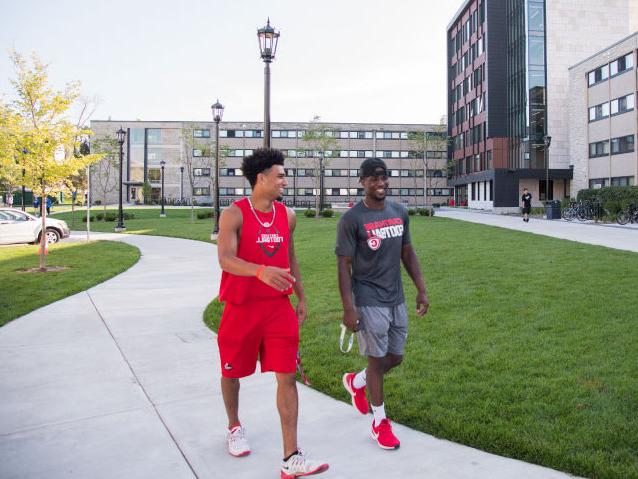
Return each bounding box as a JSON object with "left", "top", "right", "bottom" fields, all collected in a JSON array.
[
  {"left": 217, "top": 205, "right": 294, "bottom": 292},
  {"left": 337, "top": 255, "right": 359, "bottom": 332}
]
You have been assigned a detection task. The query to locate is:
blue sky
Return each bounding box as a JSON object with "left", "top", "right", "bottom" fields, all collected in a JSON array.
[{"left": 0, "top": 0, "right": 460, "bottom": 125}]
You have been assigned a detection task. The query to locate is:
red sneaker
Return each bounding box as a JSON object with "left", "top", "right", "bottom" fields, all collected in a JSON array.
[
  {"left": 342, "top": 372, "right": 369, "bottom": 415},
  {"left": 371, "top": 419, "right": 400, "bottom": 449}
]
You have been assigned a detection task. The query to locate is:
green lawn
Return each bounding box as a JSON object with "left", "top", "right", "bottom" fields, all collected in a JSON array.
[
  {"left": 55, "top": 207, "right": 216, "bottom": 243},
  {"left": 204, "top": 216, "right": 638, "bottom": 479},
  {"left": 0, "top": 241, "right": 140, "bottom": 327}
]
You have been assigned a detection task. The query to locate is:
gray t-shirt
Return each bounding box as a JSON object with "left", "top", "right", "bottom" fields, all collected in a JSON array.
[{"left": 335, "top": 200, "right": 411, "bottom": 307}]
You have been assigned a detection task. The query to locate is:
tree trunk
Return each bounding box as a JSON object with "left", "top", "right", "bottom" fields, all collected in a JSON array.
[
  {"left": 39, "top": 195, "right": 47, "bottom": 271},
  {"left": 71, "top": 200, "right": 75, "bottom": 228}
]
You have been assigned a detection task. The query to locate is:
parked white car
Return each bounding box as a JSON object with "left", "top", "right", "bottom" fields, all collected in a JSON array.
[{"left": 0, "top": 208, "right": 70, "bottom": 245}]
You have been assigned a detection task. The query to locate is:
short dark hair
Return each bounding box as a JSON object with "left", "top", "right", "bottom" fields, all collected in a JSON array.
[
  {"left": 359, "top": 158, "right": 388, "bottom": 178},
  {"left": 523, "top": 187, "right": 528, "bottom": 191},
  {"left": 242, "top": 148, "right": 285, "bottom": 188}
]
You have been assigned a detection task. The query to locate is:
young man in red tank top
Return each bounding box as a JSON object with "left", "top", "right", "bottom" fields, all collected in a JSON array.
[{"left": 216, "top": 148, "right": 328, "bottom": 479}]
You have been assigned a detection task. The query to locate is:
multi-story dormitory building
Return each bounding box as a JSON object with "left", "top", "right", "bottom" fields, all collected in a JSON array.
[
  {"left": 89, "top": 120, "right": 451, "bottom": 208},
  {"left": 569, "top": 32, "right": 637, "bottom": 193},
  {"left": 447, "top": 0, "right": 638, "bottom": 211}
]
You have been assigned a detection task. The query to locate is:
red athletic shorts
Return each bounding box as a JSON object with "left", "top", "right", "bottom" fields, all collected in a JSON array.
[{"left": 217, "top": 296, "right": 299, "bottom": 378}]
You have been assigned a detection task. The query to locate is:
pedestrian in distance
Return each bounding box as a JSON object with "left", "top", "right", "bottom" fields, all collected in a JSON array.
[
  {"left": 6, "top": 192, "right": 13, "bottom": 207},
  {"left": 33, "top": 197, "right": 40, "bottom": 216},
  {"left": 522, "top": 187, "right": 532, "bottom": 222},
  {"left": 216, "top": 148, "right": 329, "bottom": 479},
  {"left": 336, "top": 157, "right": 430, "bottom": 450},
  {"left": 46, "top": 197, "right": 52, "bottom": 215}
]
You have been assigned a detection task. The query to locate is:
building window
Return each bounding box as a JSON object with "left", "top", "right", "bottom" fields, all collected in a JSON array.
[
  {"left": 193, "top": 168, "right": 210, "bottom": 177},
  {"left": 611, "top": 135, "right": 635, "bottom": 155},
  {"left": 193, "top": 129, "right": 210, "bottom": 138},
  {"left": 587, "top": 64, "right": 609, "bottom": 86},
  {"left": 611, "top": 93, "right": 635, "bottom": 115},
  {"left": 193, "top": 187, "right": 210, "bottom": 196},
  {"left": 148, "top": 168, "right": 161, "bottom": 182},
  {"left": 589, "top": 178, "right": 609, "bottom": 189},
  {"left": 611, "top": 176, "right": 634, "bottom": 186},
  {"left": 147, "top": 129, "right": 161, "bottom": 144},
  {"left": 589, "top": 140, "right": 609, "bottom": 158},
  {"left": 610, "top": 52, "right": 634, "bottom": 76},
  {"left": 588, "top": 102, "right": 610, "bottom": 122},
  {"left": 193, "top": 149, "right": 203, "bottom": 157}
]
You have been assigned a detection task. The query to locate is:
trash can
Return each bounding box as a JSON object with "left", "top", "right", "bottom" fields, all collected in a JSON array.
[{"left": 545, "top": 200, "right": 561, "bottom": 220}]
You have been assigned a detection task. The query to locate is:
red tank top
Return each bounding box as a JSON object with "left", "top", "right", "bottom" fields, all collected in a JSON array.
[{"left": 218, "top": 198, "right": 292, "bottom": 304}]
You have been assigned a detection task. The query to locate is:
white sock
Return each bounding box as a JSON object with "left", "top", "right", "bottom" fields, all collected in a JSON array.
[
  {"left": 372, "top": 403, "right": 386, "bottom": 426},
  {"left": 353, "top": 369, "right": 367, "bottom": 389}
]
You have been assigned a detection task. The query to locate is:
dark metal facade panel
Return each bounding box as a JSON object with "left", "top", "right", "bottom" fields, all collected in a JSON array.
[{"left": 486, "top": 0, "right": 508, "bottom": 138}]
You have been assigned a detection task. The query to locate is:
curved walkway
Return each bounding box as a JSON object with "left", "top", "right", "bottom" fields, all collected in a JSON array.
[
  {"left": 1, "top": 232, "right": 579, "bottom": 479},
  {"left": 436, "top": 208, "right": 638, "bottom": 253}
]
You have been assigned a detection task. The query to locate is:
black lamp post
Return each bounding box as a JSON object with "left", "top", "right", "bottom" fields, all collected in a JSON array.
[
  {"left": 257, "top": 18, "right": 280, "bottom": 148},
  {"left": 179, "top": 164, "right": 184, "bottom": 204},
  {"left": 318, "top": 151, "right": 325, "bottom": 213},
  {"left": 115, "top": 127, "right": 126, "bottom": 231},
  {"left": 544, "top": 134, "right": 552, "bottom": 202},
  {"left": 212, "top": 100, "right": 225, "bottom": 235},
  {"left": 160, "top": 160, "right": 166, "bottom": 217}
]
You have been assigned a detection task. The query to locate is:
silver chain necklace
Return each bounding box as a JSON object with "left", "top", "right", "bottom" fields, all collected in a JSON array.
[{"left": 248, "top": 198, "right": 276, "bottom": 228}]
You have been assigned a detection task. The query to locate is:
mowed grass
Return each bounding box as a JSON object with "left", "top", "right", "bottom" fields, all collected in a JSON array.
[
  {"left": 55, "top": 207, "right": 216, "bottom": 243},
  {"left": 0, "top": 241, "right": 140, "bottom": 327},
  {"left": 204, "top": 216, "right": 638, "bottom": 479}
]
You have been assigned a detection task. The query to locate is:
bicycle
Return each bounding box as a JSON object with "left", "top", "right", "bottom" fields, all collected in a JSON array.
[{"left": 616, "top": 203, "right": 638, "bottom": 225}]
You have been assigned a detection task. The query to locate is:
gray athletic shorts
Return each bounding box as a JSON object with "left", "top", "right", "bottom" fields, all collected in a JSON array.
[{"left": 356, "top": 303, "right": 408, "bottom": 358}]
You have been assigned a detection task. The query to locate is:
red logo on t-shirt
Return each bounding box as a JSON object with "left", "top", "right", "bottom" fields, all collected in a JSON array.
[
  {"left": 256, "top": 226, "right": 284, "bottom": 257},
  {"left": 367, "top": 236, "right": 381, "bottom": 250}
]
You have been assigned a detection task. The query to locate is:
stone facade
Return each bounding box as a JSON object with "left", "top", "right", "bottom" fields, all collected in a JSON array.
[
  {"left": 547, "top": 0, "right": 638, "bottom": 174},
  {"left": 89, "top": 120, "right": 451, "bottom": 208},
  {"left": 568, "top": 32, "right": 638, "bottom": 195}
]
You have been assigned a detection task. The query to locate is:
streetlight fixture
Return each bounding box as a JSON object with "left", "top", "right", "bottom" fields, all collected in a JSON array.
[
  {"left": 179, "top": 164, "right": 184, "bottom": 204},
  {"left": 543, "top": 134, "right": 552, "bottom": 202},
  {"left": 160, "top": 160, "right": 166, "bottom": 217},
  {"left": 115, "top": 127, "right": 126, "bottom": 232},
  {"left": 212, "top": 99, "right": 225, "bottom": 235},
  {"left": 257, "top": 18, "right": 280, "bottom": 148}
]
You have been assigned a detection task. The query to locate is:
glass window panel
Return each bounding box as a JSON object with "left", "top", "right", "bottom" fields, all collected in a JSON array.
[
  {"left": 128, "top": 128, "right": 144, "bottom": 145},
  {"left": 528, "top": 36, "right": 545, "bottom": 66},
  {"left": 147, "top": 129, "right": 161, "bottom": 144}
]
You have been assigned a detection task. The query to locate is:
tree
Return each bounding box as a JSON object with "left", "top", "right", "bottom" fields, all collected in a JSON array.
[
  {"left": 299, "top": 117, "right": 339, "bottom": 214},
  {"left": 409, "top": 123, "right": 450, "bottom": 215},
  {"left": 0, "top": 51, "right": 102, "bottom": 270},
  {"left": 89, "top": 136, "right": 119, "bottom": 217},
  {"left": 180, "top": 124, "right": 216, "bottom": 221},
  {"left": 0, "top": 104, "right": 22, "bottom": 199}
]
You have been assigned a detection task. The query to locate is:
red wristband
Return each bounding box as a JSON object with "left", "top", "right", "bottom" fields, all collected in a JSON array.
[{"left": 255, "top": 264, "right": 266, "bottom": 281}]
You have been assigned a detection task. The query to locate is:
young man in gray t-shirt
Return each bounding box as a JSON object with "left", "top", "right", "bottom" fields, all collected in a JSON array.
[{"left": 335, "top": 157, "right": 429, "bottom": 450}]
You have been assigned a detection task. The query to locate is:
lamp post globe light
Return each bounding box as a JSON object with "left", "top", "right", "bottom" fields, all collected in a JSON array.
[
  {"left": 212, "top": 99, "right": 225, "bottom": 235},
  {"left": 257, "top": 18, "right": 280, "bottom": 148},
  {"left": 115, "top": 127, "right": 127, "bottom": 232},
  {"left": 543, "top": 134, "right": 552, "bottom": 203},
  {"left": 160, "top": 160, "right": 166, "bottom": 217}
]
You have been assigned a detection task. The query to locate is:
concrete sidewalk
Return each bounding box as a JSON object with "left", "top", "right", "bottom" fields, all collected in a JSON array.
[
  {"left": 436, "top": 208, "right": 638, "bottom": 253},
  {"left": 1, "top": 232, "right": 583, "bottom": 479}
]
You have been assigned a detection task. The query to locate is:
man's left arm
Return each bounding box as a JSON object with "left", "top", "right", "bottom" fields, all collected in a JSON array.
[
  {"left": 401, "top": 244, "right": 429, "bottom": 317},
  {"left": 288, "top": 208, "right": 307, "bottom": 325}
]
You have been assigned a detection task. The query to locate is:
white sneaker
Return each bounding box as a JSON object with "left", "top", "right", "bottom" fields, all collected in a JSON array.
[
  {"left": 280, "top": 450, "right": 329, "bottom": 478},
  {"left": 226, "top": 425, "right": 250, "bottom": 457}
]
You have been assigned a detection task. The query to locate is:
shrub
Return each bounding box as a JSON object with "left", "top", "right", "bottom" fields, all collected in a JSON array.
[
  {"left": 197, "top": 211, "right": 214, "bottom": 219},
  {"left": 417, "top": 208, "right": 429, "bottom": 216},
  {"left": 320, "top": 209, "right": 334, "bottom": 218},
  {"left": 577, "top": 186, "right": 638, "bottom": 212},
  {"left": 408, "top": 208, "right": 417, "bottom": 216},
  {"left": 304, "top": 209, "right": 316, "bottom": 218}
]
